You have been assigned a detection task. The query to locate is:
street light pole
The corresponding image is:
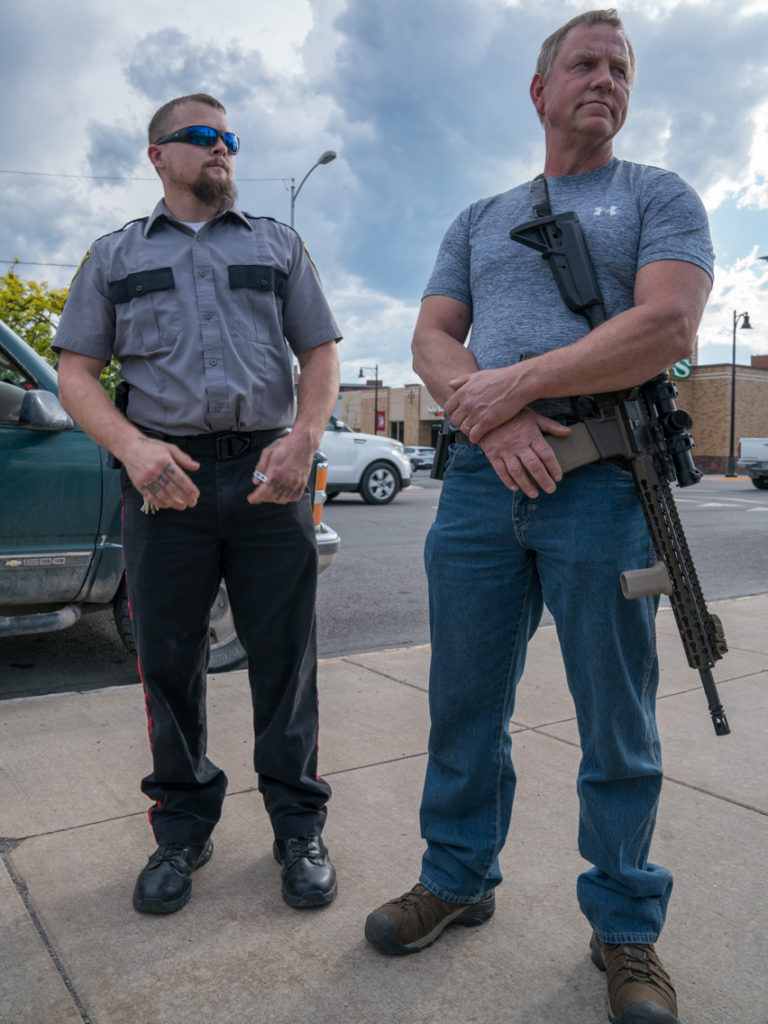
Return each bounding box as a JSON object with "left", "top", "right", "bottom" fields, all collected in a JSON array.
[
  {"left": 726, "top": 310, "right": 752, "bottom": 476},
  {"left": 359, "top": 364, "right": 379, "bottom": 434},
  {"left": 289, "top": 150, "right": 337, "bottom": 228}
]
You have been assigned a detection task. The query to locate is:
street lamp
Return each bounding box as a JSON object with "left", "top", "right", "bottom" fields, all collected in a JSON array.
[
  {"left": 289, "top": 150, "right": 337, "bottom": 228},
  {"left": 359, "top": 364, "right": 379, "bottom": 434},
  {"left": 726, "top": 310, "right": 752, "bottom": 476}
]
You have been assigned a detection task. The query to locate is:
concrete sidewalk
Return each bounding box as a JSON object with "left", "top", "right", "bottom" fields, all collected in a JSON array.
[{"left": 1, "top": 595, "right": 767, "bottom": 1024}]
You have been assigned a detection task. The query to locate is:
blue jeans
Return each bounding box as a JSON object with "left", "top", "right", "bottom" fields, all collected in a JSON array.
[{"left": 419, "top": 444, "right": 671, "bottom": 943}]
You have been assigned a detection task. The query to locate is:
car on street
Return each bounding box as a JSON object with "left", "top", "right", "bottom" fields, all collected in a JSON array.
[
  {"left": 404, "top": 445, "right": 435, "bottom": 471},
  {"left": 322, "top": 414, "right": 412, "bottom": 504},
  {"left": 0, "top": 318, "right": 339, "bottom": 671},
  {"left": 737, "top": 437, "right": 768, "bottom": 489}
]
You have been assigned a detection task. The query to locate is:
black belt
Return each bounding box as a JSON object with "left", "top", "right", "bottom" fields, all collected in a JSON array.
[{"left": 142, "top": 428, "right": 287, "bottom": 460}]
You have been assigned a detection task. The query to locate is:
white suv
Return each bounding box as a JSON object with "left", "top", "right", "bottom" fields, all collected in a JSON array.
[{"left": 322, "top": 415, "right": 412, "bottom": 504}]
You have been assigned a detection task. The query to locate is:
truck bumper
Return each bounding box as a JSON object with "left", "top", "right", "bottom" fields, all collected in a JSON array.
[{"left": 0, "top": 605, "right": 81, "bottom": 637}]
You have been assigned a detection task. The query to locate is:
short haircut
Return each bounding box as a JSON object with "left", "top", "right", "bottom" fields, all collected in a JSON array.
[
  {"left": 536, "top": 9, "right": 636, "bottom": 87},
  {"left": 148, "top": 94, "right": 227, "bottom": 144}
]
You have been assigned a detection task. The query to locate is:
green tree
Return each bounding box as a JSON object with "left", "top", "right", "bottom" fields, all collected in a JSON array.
[
  {"left": 0, "top": 260, "right": 120, "bottom": 397},
  {"left": 0, "top": 260, "right": 68, "bottom": 364}
]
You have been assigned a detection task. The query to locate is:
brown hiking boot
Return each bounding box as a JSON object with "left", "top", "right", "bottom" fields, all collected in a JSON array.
[
  {"left": 365, "top": 883, "right": 495, "bottom": 956},
  {"left": 590, "top": 932, "right": 679, "bottom": 1023}
]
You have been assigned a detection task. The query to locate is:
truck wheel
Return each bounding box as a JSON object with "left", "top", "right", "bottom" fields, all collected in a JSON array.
[
  {"left": 360, "top": 461, "right": 400, "bottom": 504},
  {"left": 113, "top": 577, "right": 248, "bottom": 672},
  {"left": 753, "top": 476, "right": 768, "bottom": 490},
  {"left": 113, "top": 577, "right": 136, "bottom": 656}
]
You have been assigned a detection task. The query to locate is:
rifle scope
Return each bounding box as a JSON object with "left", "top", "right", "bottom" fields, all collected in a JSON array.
[{"left": 645, "top": 373, "right": 702, "bottom": 488}]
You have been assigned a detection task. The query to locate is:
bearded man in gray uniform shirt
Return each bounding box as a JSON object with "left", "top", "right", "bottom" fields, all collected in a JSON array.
[
  {"left": 365, "top": 11, "right": 713, "bottom": 1024},
  {"left": 56, "top": 93, "right": 341, "bottom": 915}
]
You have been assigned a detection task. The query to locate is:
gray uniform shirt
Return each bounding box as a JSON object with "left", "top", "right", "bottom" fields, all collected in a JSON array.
[
  {"left": 54, "top": 200, "right": 341, "bottom": 434},
  {"left": 424, "top": 158, "right": 714, "bottom": 419}
]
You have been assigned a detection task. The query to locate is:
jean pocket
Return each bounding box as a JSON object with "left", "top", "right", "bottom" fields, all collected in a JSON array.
[
  {"left": 444, "top": 441, "right": 468, "bottom": 476},
  {"left": 602, "top": 456, "right": 634, "bottom": 480}
]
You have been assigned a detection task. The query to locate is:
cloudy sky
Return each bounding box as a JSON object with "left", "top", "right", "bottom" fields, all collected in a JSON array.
[{"left": 3, "top": 0, "right": 768, "bottom": 386}]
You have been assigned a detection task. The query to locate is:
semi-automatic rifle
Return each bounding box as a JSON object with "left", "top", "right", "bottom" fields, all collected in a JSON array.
[{"left": 507, "top": 207, "right": 729, "bottom": 736}]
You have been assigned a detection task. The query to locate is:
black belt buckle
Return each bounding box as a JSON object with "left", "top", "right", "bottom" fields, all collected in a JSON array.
[{"left": 215, "top": 432, "right": 251, "bottom": 460}]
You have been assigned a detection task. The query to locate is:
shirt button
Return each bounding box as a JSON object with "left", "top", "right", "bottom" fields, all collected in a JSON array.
[
  {"left": 209, "top": 359, "right": 218, "bottom": 366},
  {"left": 204, "top": 312, "right": 213, "bottom": 320},
  {"left": 199, "top": 271, "right": 207, "bottom": 278}
]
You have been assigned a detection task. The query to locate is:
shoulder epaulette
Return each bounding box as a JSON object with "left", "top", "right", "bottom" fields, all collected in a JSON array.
[
  {"left": 70, "top": 217, "right": 151, "bottom": 283},
  {"left": 242, "top": 213, "right": 298, "bottom": 234},
  {"left": 91, "top": 216, "right": 149, "bottom": 246}
]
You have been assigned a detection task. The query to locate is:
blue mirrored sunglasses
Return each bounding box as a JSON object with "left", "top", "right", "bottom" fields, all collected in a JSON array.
[{"left": 154, "top": 125, "right": 240, "bottom": 154}]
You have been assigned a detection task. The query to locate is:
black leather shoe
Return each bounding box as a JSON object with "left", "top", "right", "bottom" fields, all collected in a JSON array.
[
  {"left": 132, "top": 839, "right": 213, "bottom": 914},
  {"left": 273, "top": 835, "right": 337, "bottom": 908}
]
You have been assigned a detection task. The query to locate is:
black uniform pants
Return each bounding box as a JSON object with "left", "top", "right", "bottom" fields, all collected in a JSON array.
[{"left": 121, "top": 451, "right": 331, "bottom": 846}]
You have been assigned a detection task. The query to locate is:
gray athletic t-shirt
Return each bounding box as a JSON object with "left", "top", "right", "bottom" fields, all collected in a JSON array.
[{"left": 423, "top": 157, "right": 714, "bottom": 418}]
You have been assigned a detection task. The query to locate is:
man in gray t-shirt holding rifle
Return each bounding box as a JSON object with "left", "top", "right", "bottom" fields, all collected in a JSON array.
[{"left": 365, "top": 11, "right": 713, "bottom": 1023}]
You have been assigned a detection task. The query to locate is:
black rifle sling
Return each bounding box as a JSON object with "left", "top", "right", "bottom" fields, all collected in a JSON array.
[{"left": 529, "top": 174, "right": 553, "bottom": 218}]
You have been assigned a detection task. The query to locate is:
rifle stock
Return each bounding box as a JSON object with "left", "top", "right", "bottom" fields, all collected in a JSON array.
[{"left": 510, "top": 211, "right": 606, "bottom": 329}]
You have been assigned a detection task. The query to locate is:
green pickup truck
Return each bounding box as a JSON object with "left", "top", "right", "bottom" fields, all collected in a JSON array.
[{"left": 0, "top": 319, "right": 339, "bottom": 671}]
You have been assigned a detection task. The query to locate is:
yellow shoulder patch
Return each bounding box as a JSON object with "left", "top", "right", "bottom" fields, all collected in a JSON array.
[
  {"left": 302, "top": 241, "right": 319, "bottom": 274},
  {"left": 70, "top": 249, "right": 91, "bottom": 283}
]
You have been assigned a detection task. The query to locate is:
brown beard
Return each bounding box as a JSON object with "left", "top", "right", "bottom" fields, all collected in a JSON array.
[{"left": 191, "top": 171, "right": 237, "bottom": 210}]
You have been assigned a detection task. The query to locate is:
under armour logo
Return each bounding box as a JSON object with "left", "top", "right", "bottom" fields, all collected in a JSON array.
[{"left": 594, "top": 205, "right": 619, "bottom": 217}]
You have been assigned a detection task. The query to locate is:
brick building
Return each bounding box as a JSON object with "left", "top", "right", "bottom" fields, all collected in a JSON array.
[
  {"left": 675, "top": 356, "right": 768, "bottom": 473},
  {"left": 337, "top": 380, "right": 441, "bottom": 446},
  {"left": 336, "top": 356, "right": 768, "bottom": 473}
]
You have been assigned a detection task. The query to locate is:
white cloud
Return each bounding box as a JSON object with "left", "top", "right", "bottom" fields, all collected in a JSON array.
[
  {"left": 737, "top": 100, "right": 768, "bottom": 211},
  {"left": 327, "top": 273, "right": 421, "bottom": 385},
  {"left": 699, "top": 249, "right": 768, "bottom": 362}
]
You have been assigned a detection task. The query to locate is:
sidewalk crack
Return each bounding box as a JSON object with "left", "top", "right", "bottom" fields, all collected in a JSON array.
[
  {"left": 661, "top": 776, "right": 768, "bottom": 816},
  {"left": 1, "top": 842, "right": 96, "bottom": 1023},
  {"left": 337, "top": 656, "right": 429, "bottom": 693}
]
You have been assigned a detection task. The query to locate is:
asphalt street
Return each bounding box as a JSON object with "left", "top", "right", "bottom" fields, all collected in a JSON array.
[{"left": 0, "top": 475, "right": 765, "bottom": 699}]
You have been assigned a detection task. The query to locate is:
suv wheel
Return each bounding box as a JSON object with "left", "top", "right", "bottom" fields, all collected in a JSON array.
[
  {"left": 753, "top": 476, "right": 768, "bottom": 490},
  {"left": 207, "top": 582, "right": 248, "bottom": 671},
  {"left": 360, "top": 461, "right": 400, "bottom": 504}
]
